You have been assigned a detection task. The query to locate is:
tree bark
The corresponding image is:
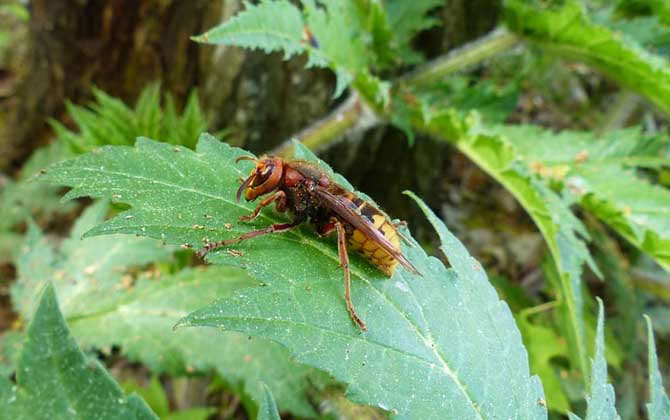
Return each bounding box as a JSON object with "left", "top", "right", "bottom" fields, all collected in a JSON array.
[{"left": 1, "top": 0, "right": 221, "bottom": 172}]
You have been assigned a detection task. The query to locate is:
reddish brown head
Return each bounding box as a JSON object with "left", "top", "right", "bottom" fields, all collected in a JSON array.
[{"left": 236, "top": 155, "right": 284, "bottom": 202}]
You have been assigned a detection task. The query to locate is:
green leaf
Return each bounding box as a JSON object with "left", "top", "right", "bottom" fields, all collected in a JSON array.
[
  {"left": 194, "top": 0, "right": 377, "bottom": 98},
  {"left": 0, "top": 331, "right": 22, "bottom": 378},
  {"left": 12, "top": 200, "right": 326, "bottom": 417},
  {"left": 644, "top": 315, "right": 670, "bottom": 420},
  {"left": 385, "top": 0, "right": 443, "bottom": 64},
  {"left": 504, "top": 0, "right": 670, "bottom": 112},
  {"left": 0, "top": 141, "right": 75, "bottom": 248},
  {"left": 495, "top": 124, "right": 670, "bottom": 270},
  {"left": 258, "top": 383, "right": 281, "bottom": 420},
  {"left": 581, "top": 298, "right": 618, "bottom": 420},
  {"left": 0, "top": 283, "right": 158, "bottom": 420},
  {"left": 416, "top": 77, "right": 520, "bottom": 125},
  {"left": 121, "top": 377, "right": 215, "bottom": 420},
  {"left": 50, "top": 84, "right": 207, "bottom": 154},
  {"left": 11, "top": 201, "right": 173, "bottom": 320},
  {"left": 595, "top": 10, "right": 670, "bottom": 55},
  {"left": 419, "top": 108, "right": 595, "bottom": 383},
  {"left": 517, "top": 316, "right": 570, "bottom": 414},
  {"left": 193, "top": 1, "right": 307, "bottom": 61},
  {"left": 616, "top": 0, "right": 670, "bottom": 24},
  {"left": 43, "top": 134, "right": 546, "bottom": 419}
]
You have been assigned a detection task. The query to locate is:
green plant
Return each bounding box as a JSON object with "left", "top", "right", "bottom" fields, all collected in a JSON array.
[
  {"left": 0, "top": 283, "right": 158, "bottom": 419},
  {"left": 2, "top": 0, "right": 670, "bottom": 418}
]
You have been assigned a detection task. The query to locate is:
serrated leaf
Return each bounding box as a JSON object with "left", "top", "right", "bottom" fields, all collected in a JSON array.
[
  {"left": 0, "top": 283, "right": 157, "bottom": 420},
  {"left": 193, "top": 0, "right": 306, "bottom": 60},
  {"left": 644, "top": 315, "right": 670, "bottom": 420},
  {"left": 580, "top": 298, "right": 618, "bottom": 420},
  {"left": 0, "top": 141, "right": 75, "bottom": 252},
  {"left": 416, "top": 77, "right": 520, "bottom": 125},
  {"left": 258, "top": 383, "right": 281, "bottom": 420},
  {"left": 419, "top": 108, "right": 595, "bottom": 382},
  {"left": 42, "top": 134, "right": 546, "bottom": 419},
  {"left": 385, "top": 0, "right": 443, "bottom": 64},
  {"left": 11, "top": 201, "right": 173, "bottom": 320},
  {"left": 12, "top": 200, "right": 326, "bottom": 417},
  {"left": 495, "top": 125, "right": 670, "bottom": 270},
  {"left": 504, "top": 0, "right": 670, "bottom": 112},
  {"left": 194, "top": 0, "right": 380, "bottom": 98},
  {"left": 50, "top": 84, "right": 207, "bottom": 154}
]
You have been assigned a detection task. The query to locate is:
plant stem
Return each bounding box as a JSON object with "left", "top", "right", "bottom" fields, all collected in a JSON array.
[
  {"left": 401, "top": 27, "right": 520, "bottom": 87},
  {"left": 279, "top": 26, "right": 519, "bottom": 155},
  {"left": 274, "top": 92, "right": 379, "bottom": 156},
  {"left": 520, "top": 300, "right": 559, "bottom": 317}
]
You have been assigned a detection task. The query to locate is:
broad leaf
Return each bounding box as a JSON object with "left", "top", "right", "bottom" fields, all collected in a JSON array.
[
  {"left": 12, "top": 201, "right": 326, "bottom": 417},
  {"left": 0, "top": 283, "right": 157, "bottom": 420},
  {"left": 504, "top": 0, "right": 670, "bottom": 112},
  {"left": 645, "top": 315, "right": 670, "bottom": 420},
  {"left": 418, "top": 107, "right": 596, "bottom": 382},
  {"left": 11, "top": 201, "right": 173, "bottom": 319},
  {"left": 42, "top": 134, "right": 546, "bottom": 419},
  {"left": 495, "top": 125, "right": 670, "bottom": 270}
]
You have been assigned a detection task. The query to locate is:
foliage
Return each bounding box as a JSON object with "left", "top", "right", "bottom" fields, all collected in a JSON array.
[
  {"left": 41, "top": 135, "right": 546, "bottom": 419},
  {"left": 193, "top": 0, "right": 438, "bottom": 101},
  {"left": 0, "top": 83, "right": 209, "bottom": 262},
  {"left": 504, "top": 0, "right": 670, "bottom": 112},
  {"left": 257, "top": 384, "right": 281, "bottom": 420},
  {"left": 413, "top": 107, "right": 598, "bottom": 386},
  {"left": 3, "top": 0, "right": 670, "bottom": 418},
  {"left": 494, "top": 125, "right": 670, "bottom": 270},
  {"left": 121, "top": 377, "right": 215, "bottom": 420},
  {"left": 572, "top": 299, "right": 618, "bottom": 420},
  {"left": 50, "top": 83, "right": 208, "bottom": 153},
  {"left": 0, "top": 284, "right": 158, "bottom": 420},
  {"left": 645, "top": 316, "right": 670, "bottom": 419},
  {"left": 9, "top": 200, "right": 326, "bottom": 417},
  {"left": 0, "top": 141, "right": 74, "bottom": 263}
]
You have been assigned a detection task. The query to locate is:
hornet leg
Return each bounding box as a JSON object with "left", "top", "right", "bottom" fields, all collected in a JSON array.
[
  {"left": 198, "top": 218, "right": 301, "bottom": 258},
  {"left": 239, "top": 190, "right": 287, "bottom": 222},
  {"left": 335, "top": 220, "right": 367, "bottom": 331}
]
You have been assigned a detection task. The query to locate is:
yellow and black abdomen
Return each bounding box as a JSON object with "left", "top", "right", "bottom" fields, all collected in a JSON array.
[{"left": 344, "top": 195, "right": 400, "bottom": 276}]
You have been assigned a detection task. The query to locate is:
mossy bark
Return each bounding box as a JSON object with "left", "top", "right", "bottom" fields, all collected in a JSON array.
[{"left": 1, "top": 0, "right": 220, "bottom": 172}]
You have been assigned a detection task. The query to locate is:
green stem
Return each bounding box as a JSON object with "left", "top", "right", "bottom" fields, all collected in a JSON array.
[
  {"left": 273, "top": 93, "right": 376, "bottom": 156},
  {"left": 279, "top": 26, "right": 518, "bottom": 155},
  {"left": 401, "top": 27, "right": 520, "bottom": 87}
]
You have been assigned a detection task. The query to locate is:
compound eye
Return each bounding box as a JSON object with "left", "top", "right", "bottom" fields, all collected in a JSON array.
[{"left": 251, "top": 164, "right": 274, "bottom": 187}]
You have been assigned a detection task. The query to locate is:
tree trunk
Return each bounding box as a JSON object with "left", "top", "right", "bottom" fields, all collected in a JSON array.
[{"left": 1, "top": 0, "right": 221, "bottom": 172}]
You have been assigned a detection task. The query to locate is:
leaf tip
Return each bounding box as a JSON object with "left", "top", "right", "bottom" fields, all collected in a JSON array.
[
  {"left": 191, "top": 33, "right": 209, "bottom": 43},
  {"left": 172, "top": 320, "right": 187, "bottom": 331}
]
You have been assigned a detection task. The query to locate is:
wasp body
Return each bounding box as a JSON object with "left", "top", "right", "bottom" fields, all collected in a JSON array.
[{"left": 199, "top": 156, "right": 419, "bottom": 330}]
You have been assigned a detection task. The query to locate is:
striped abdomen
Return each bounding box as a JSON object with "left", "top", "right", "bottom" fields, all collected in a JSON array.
[{"left": 344, "top": 194, "right": 400, "bottom": 276}]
